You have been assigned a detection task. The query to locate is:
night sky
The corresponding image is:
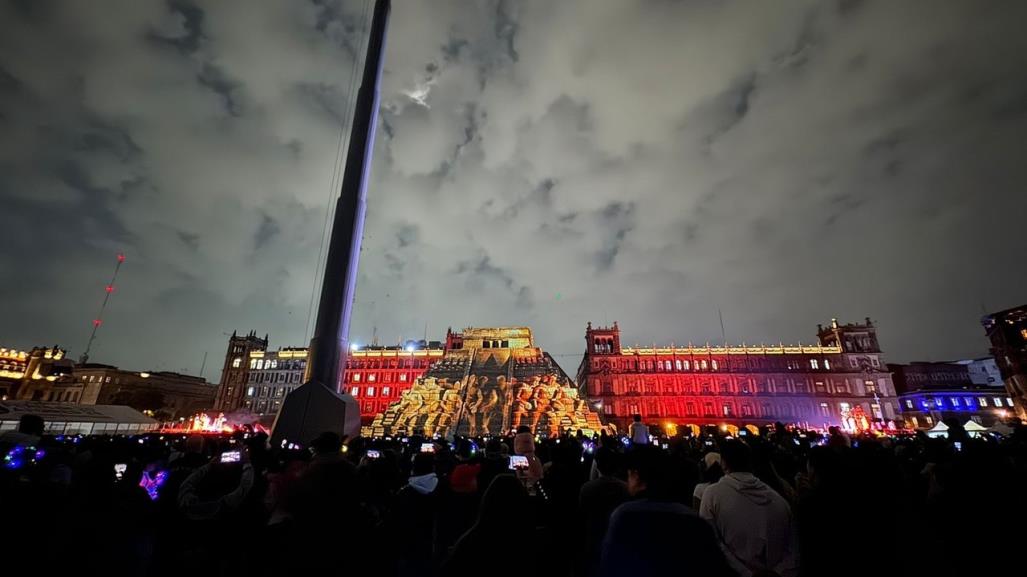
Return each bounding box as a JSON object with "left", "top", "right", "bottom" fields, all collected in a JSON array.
[{"left": 2, "top": 0, "right": 1025, "bottom": 381}]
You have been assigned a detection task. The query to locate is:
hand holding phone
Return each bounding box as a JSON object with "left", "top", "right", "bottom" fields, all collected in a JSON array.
[
  {"left": 220, "top": 450, "right": 241, "bottom": 463},
  {"left": 366, "top": 449, "right": 381, "bottom": 459},
  {"left": 420, "top": 443, "right": 435, "bottom": 454}
]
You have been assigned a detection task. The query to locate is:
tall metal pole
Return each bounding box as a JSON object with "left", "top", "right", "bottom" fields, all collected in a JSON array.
[
  {"left": 305, "top": 0, "right": 390, "bottom": 391},
  {"left": 81, "top": 253, "right": 125, "bottom": 364},
  {"left": 273, "top": 0, "right": 390, "bottom": 445}
]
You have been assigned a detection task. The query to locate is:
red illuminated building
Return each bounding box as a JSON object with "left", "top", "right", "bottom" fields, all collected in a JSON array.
[
  {"left": 214, "top": 331, "right": 443, "bottom": 425},
  {"left": 577, "top": 318, "right": 899, "bottom": 433}
]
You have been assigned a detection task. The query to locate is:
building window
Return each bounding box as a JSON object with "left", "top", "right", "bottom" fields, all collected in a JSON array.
[
  {"left": 950, "top": 398, "right": 960, "bottom": 408},
  {"left": 865, "top": 380, "right": 877, "bottom": 394},
  {"left": 965, "top": 398, "right": 974, "bottom": 407},
  {"left": 810, "top": 359, "right": 819, "bottom": 370},
  {"left": 246, "top": 387, "right": 255, "bottom": 397},
  {"left": 742, "top": 404, "right": 753, "bottom": 417},
  {"left": 686, "top": 402, "right": 696, "bottom": 416},
  {"left": 350, "top": 387, "right": 359, "bottom": 397},
  {"left": 711, "top": 360, "right": 718, "bottom": 371},
  {"left": 683, "top": 360, "right": 690, "bottom": 370},
  {"left": 232, "top": 358, "right": 241, "bottom": 368},
  {"left": 250, "top": 359, "right": 257, "bottom": 369},
  {"left": 905, "top": 399, "right": 913, "bottom": 409},
  {"left": 925, "top": 415, "right": 933, "bottom": 425},
  {"left": 819, "top": 402, "right": 830, "bottom": 417},
  {"left": 871, "top": 403, "right": 882, "bottom": 419},
  {"left": 675, "top": 360, "right": 682, "bottom": 371},
  {"left": 700, "top": 360, "right": 708, "bottom": 370},
  {"left": 993, "top": 398, "right": 1003, "bottom": 407},
  {"left": 382, "top": 387, "right": 390, "bottom": 396},
  {"left": 276, "top": 388, "right": 284, "bottom": 397},
  {"left": 722, "top": 403, "right": 732, "bottom": 417},
  {"left": 368, "top": 373, "right": 376, "bottom": 382},
  {"left": 1008, "top": 398, "right": 1015, "bottom": 407},
  {"left": 367, "top": 387, "right": 375, "bottom": 397},
  {"left": 400, "top": 373, "right": 407, "bottom": 382},
  {"left": 979, "top": 397, "right": 988, "bottom": 407},
  {"left": 703, "top": 402, "right": 714, "bottom": 416},
  {"left": 824, "top": 359, "right": 831, "bottom": 370},
  {"left": 353, "top": 373, "right": 361, "bottom": 382}
]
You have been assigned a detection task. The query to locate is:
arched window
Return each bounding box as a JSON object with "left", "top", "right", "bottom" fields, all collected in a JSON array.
[{"left": 675, "top": 360, "right": 682, "bottom": 371}]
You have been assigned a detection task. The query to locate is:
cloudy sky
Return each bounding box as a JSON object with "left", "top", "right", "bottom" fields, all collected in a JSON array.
[{"left": 2, "top": 0, "right": 1026, "bottom": 381}]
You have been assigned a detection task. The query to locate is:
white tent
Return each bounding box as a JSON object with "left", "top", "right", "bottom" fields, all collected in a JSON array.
[
  {"left": 963, "top": 420, "right": 988, "bottom": 437},
  {"left": 926, "top": 421, "right": 949, "bottom": 438}
]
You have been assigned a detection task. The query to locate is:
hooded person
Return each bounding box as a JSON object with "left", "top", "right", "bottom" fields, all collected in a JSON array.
[
  {"left": 699, "top": 440, "right": 798, "bottom": 577},
  {"left": 384, "top": 451, "right": 441, "bottom": 576}
]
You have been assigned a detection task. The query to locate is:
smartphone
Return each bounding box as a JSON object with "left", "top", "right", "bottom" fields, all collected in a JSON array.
[
  {"left": 705, "top": 440, "right": 714, "bottom": 447},
  {"left": 420, "top": 443, "right": 435, "bottom": 453},
  {"left": 114, "top": 463, "right": 127, "bottom": 480},
  {"left": 661, "top": 443, "right": 669, "bottom": 450},
  {"left": 953, "top": 442, "right": 962, "bottom": 452},
  {"left": 220, "top": 450, "right": 241, "bottom": 463},
  {"left": 366, "top": 449, "right": 381, "bottom": 459},
  {"left": 509, "top": 455, "right": 529, "bottom": 470}
]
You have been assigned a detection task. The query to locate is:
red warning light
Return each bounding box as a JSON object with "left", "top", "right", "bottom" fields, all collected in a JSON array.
[
  {"left": 105, "top": 285, "right": 115, "bottom": 293},
  {"left": 117, "top": 253, "right": 126, "bottom": 263},
  {"left": 93, "top": 319, "right": 103, "bottom": 327}
]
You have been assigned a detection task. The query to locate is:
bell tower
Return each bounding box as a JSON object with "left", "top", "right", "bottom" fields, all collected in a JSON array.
[{"left": 585, "top": 321, "right": 621, "bottom": 355}]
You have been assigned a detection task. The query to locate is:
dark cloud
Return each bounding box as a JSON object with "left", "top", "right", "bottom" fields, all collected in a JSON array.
[{"left": 2, "top": 0, "right": 1026, "bottom": 382}]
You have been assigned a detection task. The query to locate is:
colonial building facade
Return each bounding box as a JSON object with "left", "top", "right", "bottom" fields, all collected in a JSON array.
[
  {"left": 577, "top": 318, "right": 899, "bottom": 433},
  {"left": 213, "top": 331, "right": 443, "bottom": 424},
  {"left": 982, "top": 304, "right": 1027, "bottom": 420},
  {"left": 891, "top": 359, "right": 1013, "bottom": 429}
]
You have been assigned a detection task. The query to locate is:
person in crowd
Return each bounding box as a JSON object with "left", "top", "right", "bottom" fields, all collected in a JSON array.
[
  {"left": 288, "top": 432, "right": 375, "bottom": 574},
  {"left": 0, "top": 414, "right": 44, "bottom": 447},
  {"left": 385, "top": 451, "right": 441, "bottom": 577},
  {"left": 513, "top": 425, "right": 544, "bottom": 486},
  {"left": 600, "top": 445, "right": 733, "bottom": 577},
  {"left": 177, "top": 445, "right": 255, "bottom": 522},
  {"left": 693, "top": 451, "right": 723, "bottom": 509},
  {"left": 579, "top": 445, "right": 629, "bottom": 577},
  {"left": 700, "top": 440, "right": 798, "bottom": 577},
  {"left": 628, "top": 414, "right": 649, "bottom": 445},
  {"left": 440, "top": 474, "right": 536, "bottom": 577}
]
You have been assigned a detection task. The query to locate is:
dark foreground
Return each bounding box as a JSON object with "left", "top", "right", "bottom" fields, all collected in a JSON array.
[{"left": 2, "top": 423, "right": 1025, "bottom": 577}]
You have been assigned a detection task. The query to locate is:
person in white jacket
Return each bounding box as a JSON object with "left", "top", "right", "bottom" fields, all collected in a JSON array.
[{"left": 699, "top": 440, "right": 798, "bottom": 577}]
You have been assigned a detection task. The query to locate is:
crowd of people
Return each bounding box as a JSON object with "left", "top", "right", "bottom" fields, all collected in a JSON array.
[{"left": 3, "top": 413, "right": 1026, "bottom": 577}]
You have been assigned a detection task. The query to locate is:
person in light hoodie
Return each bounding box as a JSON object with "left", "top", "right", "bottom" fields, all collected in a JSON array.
[{"left": 699, "top": 439, "right": 798, "bottom": 577}]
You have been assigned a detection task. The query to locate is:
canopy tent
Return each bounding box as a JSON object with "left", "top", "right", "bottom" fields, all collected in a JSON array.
[
  {"left": 926, "top": 421, "right": 949, "bottom": 438},
  {"left": 963, "top": 420, "right": 987, "bottom": 432}
]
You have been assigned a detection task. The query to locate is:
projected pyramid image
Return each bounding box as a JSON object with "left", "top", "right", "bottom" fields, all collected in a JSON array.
[{"left": 366, "top": 327, "right": 606, "bottom": 438}]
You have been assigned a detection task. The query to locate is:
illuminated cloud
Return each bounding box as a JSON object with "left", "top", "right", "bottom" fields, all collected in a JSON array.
[{"left": 1, "top": 0, "right": 1026, "bottom": 380}]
